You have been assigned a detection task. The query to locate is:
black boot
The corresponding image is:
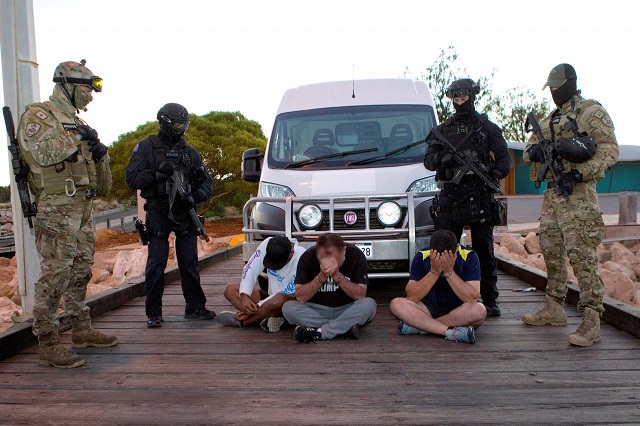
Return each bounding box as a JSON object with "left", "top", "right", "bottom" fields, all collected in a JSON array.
[{"left": 484, "top": 300, "right": 501, "bottom": 317}]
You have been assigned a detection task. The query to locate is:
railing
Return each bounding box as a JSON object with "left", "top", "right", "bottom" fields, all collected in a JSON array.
[{"left": 242, "top": 191, "right": 437, "bottom": 256}]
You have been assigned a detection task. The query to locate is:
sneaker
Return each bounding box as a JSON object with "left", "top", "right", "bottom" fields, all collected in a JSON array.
[
  {"left": 484, "top": 301, "right": 501, "bottom": 317},
  {"left": 147, "top": 317, "right": 163, "bottom": 328},
  {"left": 397, "top": 321, "right": 429, "bottom": 335},
  {"left": 217, "top": 311, "right": 243, "bottom": 327},
  {"left": 293, "top": 326, "right": 322, "bottom": 343},
  {"left": 184, "top": 308, "right": 216, "bottom": 320},
  {"left": 343, "top": 324, "right": 360, "bottom": 340},
  {"left": 260, "top": 317, "right": 285, "bottom": 333},
  {"left": 445, "top": 326, "right": 476, "bottom": 344}
]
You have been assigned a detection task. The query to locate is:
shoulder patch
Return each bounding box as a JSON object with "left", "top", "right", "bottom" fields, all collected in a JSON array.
[
  {"left": 601, "top": 115, "right": 614, "bottom": 128},
  {"left": 35, "top": 110, "right": 48, "bottom": 120},
  {"left": 593, "top": 110, "right": 604, "bottom": 119},
  {"left": 420, "top": 250, "right": 431, "bottom": 260},
  {"left": 25, "top": 122, "right": 41, "bottom": 137},
  {"left": 458, "top": 247, "right": 473, "bottom": 261}
]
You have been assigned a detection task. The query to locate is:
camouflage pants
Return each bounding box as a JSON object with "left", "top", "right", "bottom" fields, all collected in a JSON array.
[
  {"left": 539, "top": 181, "right": 605, "bottom": 312},
  {"left": 32, "top": 195, "right": 95, "bottom": 336}
]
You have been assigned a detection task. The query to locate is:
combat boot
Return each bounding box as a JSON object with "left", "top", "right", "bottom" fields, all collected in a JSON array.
[
  {"left": 568, "top": 308, "right": 601, "bottom": 347},
  {"left": 72, "top": 326, "right": 118, "bottom": 348},
  {"left": 522, "top": 295, "right": 567, "bottom": 326},
  {"left": 38, "top": 333, "right": 85, "bottom": 369}
]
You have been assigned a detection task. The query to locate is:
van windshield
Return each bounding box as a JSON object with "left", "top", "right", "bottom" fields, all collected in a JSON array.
[{"left": 268, "top": 105, "right": 436, "bottom": 170}]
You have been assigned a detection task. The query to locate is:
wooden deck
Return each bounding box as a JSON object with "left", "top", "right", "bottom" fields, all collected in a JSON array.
[{"left": 1, "top": 254, "right": 639, "bottom": 425}]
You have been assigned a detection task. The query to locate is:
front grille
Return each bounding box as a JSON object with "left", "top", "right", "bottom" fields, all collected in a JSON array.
[{"left": 310, "top": 208, "right": 406, "bottom": 232}]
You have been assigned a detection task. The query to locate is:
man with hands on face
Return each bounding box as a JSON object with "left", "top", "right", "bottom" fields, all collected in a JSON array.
[
  {"left": 389, "top": 230, "right": 486, "bottom": 344},
  {"left": 282, "top": 233, "right": 377, "bottom": 342}
]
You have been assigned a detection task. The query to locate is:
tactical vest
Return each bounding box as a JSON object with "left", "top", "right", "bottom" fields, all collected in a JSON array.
[
  {"left": 436, "top": 113, "right": 492, "bottom": 182},
  {"left": 140, "top": 135, "right": 191, "bottom": 199},
  {"left": 530, "top": 98, "right": 601, "bottom": 182},
  {"left": 20, "top": 102, "right": 97, "bottom": 198}
]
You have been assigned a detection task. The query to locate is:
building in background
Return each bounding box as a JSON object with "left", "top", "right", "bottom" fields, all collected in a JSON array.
[{"left": 504, "top": 143, "right": 640, "bottom": 195}]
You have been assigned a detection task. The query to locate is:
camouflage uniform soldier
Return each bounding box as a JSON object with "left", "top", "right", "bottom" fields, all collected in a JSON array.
[
  {"left": 17, "top": 60, "right": 118, "bottom": 368},
  {"left": 522, "top": 64, "right": 619, "bottom": 347}
]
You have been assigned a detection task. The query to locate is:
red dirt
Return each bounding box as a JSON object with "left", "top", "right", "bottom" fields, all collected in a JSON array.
[{"left": 95, "top": 218, "right": 244, "bottom": 251}]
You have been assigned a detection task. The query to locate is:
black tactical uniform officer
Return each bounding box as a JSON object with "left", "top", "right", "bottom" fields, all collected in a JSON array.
[
  {"left": 424, "top": 79, "right": 511, "bottom": 317},
  {"left": 125, "top": 103, "right": 215, "bottom": 327}
]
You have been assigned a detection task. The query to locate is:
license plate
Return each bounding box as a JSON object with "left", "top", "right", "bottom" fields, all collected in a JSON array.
[{"left": 356, "top": 242, "right": 373, "bottom": 258}]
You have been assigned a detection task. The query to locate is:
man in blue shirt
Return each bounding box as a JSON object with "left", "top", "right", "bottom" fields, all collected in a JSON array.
[{"left": 389, "top": 230, "right": 487, "bottom": 343}]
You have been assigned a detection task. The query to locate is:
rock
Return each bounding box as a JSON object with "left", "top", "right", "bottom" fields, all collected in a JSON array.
[
  {"left": 103, "top": 256, "right": 117, "bottom": 274},
  {"left": 92, "top": 269, "right": 111, "bottom": 285},
  {"left": 610, "top": 242, "right": 639, "bottom": 266},
  {"left": 500, "top": 235, "right": 529, "bottom": 258},
  {"left": 126, "top": 247, "right": 148, "bottom": 281},
  {"left": 566, "top": 264, "right": 577, "bottom": 284},
  {"left": 524, "top": 232, "right": 542, "bottom": 255},
  {"left": 0, "top": 267, "right": 17, "bottom": 298},
  {"left": 0, "top": 257, "right": 10, "bottom": 267},
  {"left": 9, "top": 255, "right": 17, "bottom": 267},
  {"left": 110, "top": 247, "right": 148, "bottom": 287},
  {"left": 10, "top": 291, "right": 21, "bottom": 306},
  {"left": 600, "top": 269, "right": 636, "bottom": 300},
  {"left": 503, "top": 251, "right": 528, "bottom": 264},
  {"left": 619, "top": 289, "right": 640, "bottom": 308},
  {"left": 0, "top": 296, "right": 21, "bottom": 323},
  {"left": 596, "top": 244, "right": 607, "bottom": 263},
  {"left": 601, "top": 260, "right": 637, "bottom": 281},
  {"left": 518, "top": 236, "right": 526, "bottom": 246},
  {"left": 86, "top": 283, "right": 112, "bottom": 298},
  {"left": 526, "top": 253, "right": 546, "bottom": 272}
]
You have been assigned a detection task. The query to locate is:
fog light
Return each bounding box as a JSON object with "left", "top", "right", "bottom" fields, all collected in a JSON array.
[
  {"left": 377, "top": 202, "right": 402, "bottom": 227},
  {"left": 298, "top": 204, "right": 322, "bottom": 229}
]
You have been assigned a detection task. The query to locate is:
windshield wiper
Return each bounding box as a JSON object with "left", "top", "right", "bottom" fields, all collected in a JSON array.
[
  {"left": 346, "top": 138, "right": 427, "bottom": 167},
  {"left": 285, "top": 148, "right": 378, "bottom": 169}
]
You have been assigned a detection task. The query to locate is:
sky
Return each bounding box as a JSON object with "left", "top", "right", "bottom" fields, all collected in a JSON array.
[{"left": 1, "top": 0, "right": 638, "bottom": 186}]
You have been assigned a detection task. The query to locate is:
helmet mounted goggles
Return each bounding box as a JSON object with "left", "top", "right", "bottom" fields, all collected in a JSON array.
[{"left": 53, "top": 75, "right": 103, "bottom": 92}]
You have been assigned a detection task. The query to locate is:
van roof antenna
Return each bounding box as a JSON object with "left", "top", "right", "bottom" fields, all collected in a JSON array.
[{"left": 352, "top": 64, "right": 356, "bottom": 98}]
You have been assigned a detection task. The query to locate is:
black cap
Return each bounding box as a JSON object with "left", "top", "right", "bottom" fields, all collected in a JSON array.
[{"left": 263, "top": 235, "right": 292, "bottom": 270}]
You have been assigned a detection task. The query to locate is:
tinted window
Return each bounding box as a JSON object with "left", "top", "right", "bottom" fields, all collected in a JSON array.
[{"left": 268, "top": 105, "right": 436, "bottom": 169}]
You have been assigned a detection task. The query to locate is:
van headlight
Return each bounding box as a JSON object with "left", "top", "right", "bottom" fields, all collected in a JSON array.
[
  {"left": 407, "top": 176, "right": 438, "bottom": 193},
  {"left": 377, "top": 201, "right": 402, "bottom": 227},
  {"left": 298, "top": 204, "right": 323, "bottom": 229},
  {"left": 258, "top": 182, "right": 295, "bottom": 198}
]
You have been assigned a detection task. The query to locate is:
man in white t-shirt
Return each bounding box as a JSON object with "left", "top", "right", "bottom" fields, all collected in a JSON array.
[{"left": 218, "top": 235, "right": 306, "bottom": 332}]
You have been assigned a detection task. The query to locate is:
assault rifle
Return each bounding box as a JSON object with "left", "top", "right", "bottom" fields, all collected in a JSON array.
[
  {"left": 430, "top": 128, "right": 504, "bottom": 195},
  {"left": 3, "top": 107, "right": 37, "bottom": 227},
  {"left": 525, "top": 112, "right": 569, "bottom": 200},
  {"left": 170, "top": 168, "right": 210, "bottom": 242}
]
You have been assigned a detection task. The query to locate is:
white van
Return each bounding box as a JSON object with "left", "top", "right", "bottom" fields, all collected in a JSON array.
[{"left": 241, "top": 79, "right": 439, "bottom": 278}]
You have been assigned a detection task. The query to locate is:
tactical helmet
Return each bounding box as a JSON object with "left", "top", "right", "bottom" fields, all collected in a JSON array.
[
  {"left": 157, "top": 103, "right": 190, "bottom": 141},
  {"left": 52, "top": 59, "right": 102, "bottom": 92},
  {"left": 556, "top": 135, "right": 597, "bottom": 164},
  {"left": 446, "top": 78, "right": 480, "bottom": 99}
]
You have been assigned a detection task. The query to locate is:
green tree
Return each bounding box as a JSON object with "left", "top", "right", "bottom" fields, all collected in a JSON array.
[
  {"left": 108, "top": 111, "right": 267, "bottom": 214},
  {"left": 405, "top": 45, "right": 497, "bottom": 123},
  {"left": 492, "top": 87, "right": 550, "bottom": 143},
  {"left": 405, "top": 46, "right": 549, "bottom": 142}
]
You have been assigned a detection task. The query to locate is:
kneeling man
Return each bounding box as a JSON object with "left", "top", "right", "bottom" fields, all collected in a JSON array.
[
  {"left": 218, "top": 235, "right": 305, "bottom": 332},
  {"left": 283, "top": 233, "right": 377, "bottom": 342},
  {"left": 390, "top": 230, "right": 486, "bottom": 344}
]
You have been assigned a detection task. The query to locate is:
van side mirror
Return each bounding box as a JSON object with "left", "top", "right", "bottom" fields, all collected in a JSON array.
[{"left": 242, "top": 148, "right": 263, "bottom": 182}]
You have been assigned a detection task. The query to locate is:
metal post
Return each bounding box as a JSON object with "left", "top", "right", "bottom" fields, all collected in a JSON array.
[
  {"left": 618, "top": 191, "right": 638, "bottom": 225},
  {"left": 0, "top": 0, "right": 40, "bottom": 313},
  {"left": 285, "top": 197, "right": 292, "bottom": 238},
  {"left": 407, "top": 192, "right": 416, "bottom": 257}
]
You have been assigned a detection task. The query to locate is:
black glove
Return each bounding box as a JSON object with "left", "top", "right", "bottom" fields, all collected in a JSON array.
[
  {"left": 488, "top": 165, "right": 501, "bottom": 181},
  {"left": 440, "top": 152, "right": 457, "bottom": 168},
  {"left": 527, "top": 144, "right": 543, "bottom": 163},
  {"left": 556, "top": 169, "right": 583, "bottom": 196},
  {"left": 156, "top": 161, "right": 175, "bottom": 179},
  {"left": 88, "top": 139, "right": 108, "bottom": 162},
  {"left": 182, "top": 195, "right": 196, "bottom": 210},
  {"left": 75, "top": 125, "right": 100, "bottom": 142}
]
